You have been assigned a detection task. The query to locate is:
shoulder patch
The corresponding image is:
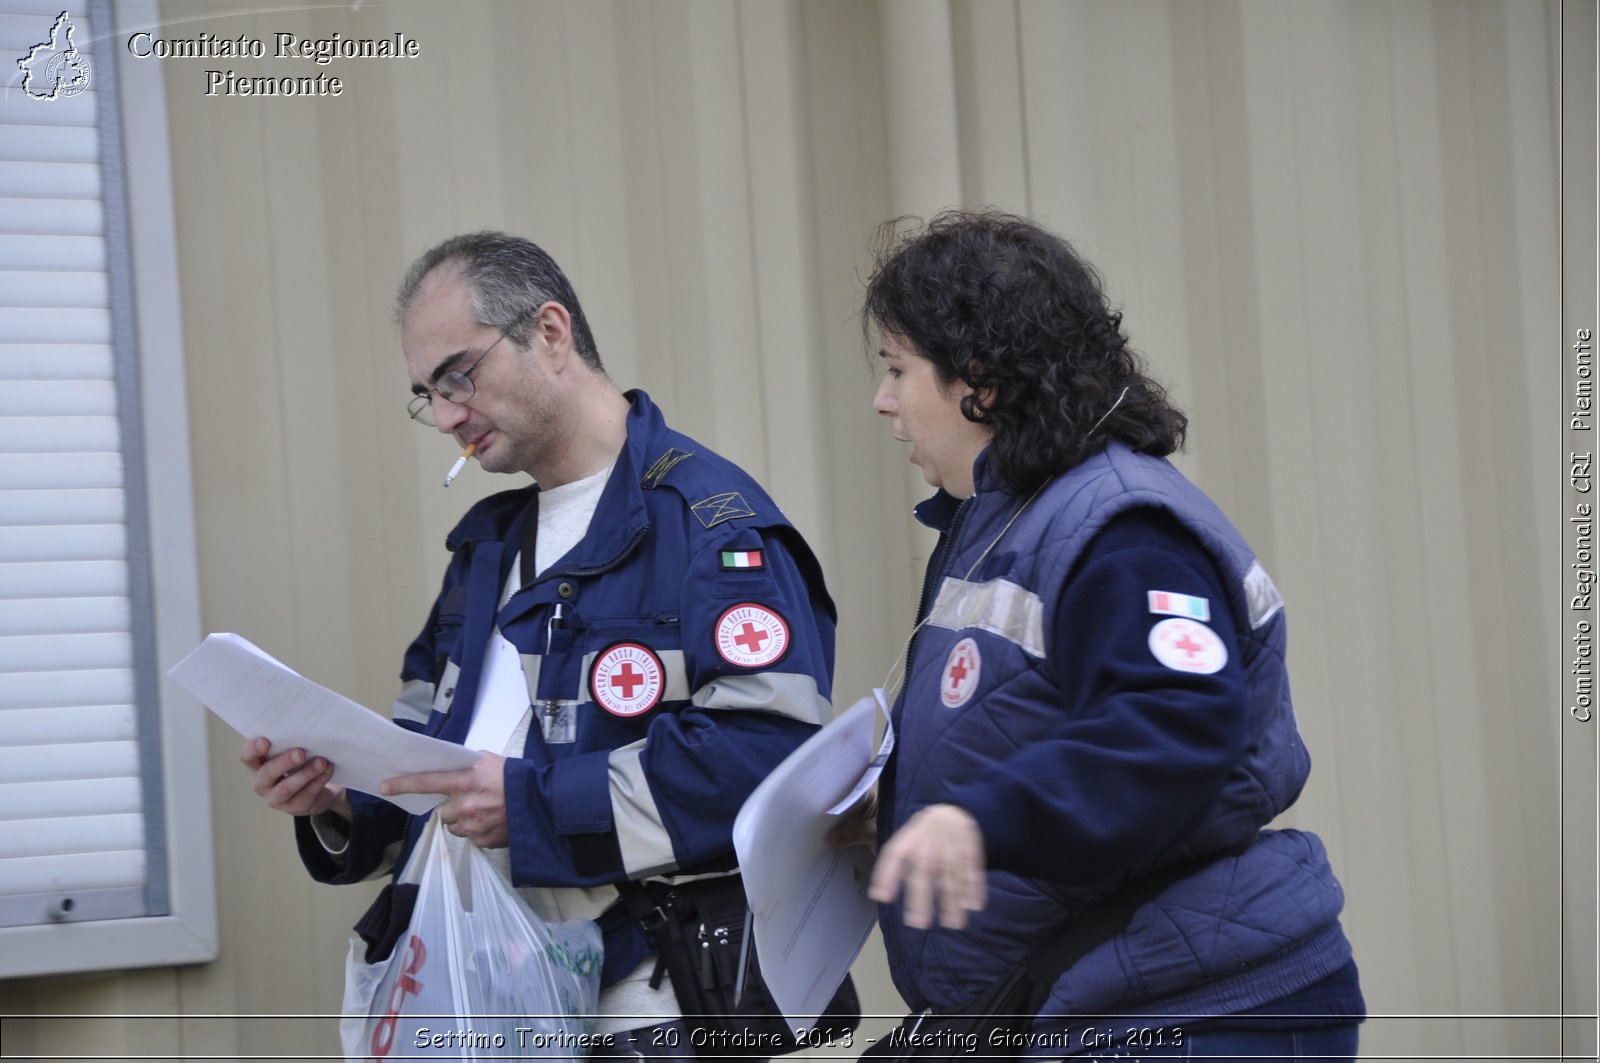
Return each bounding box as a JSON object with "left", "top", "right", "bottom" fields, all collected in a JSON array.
[
  {"left": 714, "top": 602, "right": 791, "bottom": 668},
  {"left": 640, "top": 447, "right": 695, "bottom": 489},
  {"left": 1148, "top": 617, "right": 1227, "bottom": 675},
  {"left": 691, "top": 491, "right": 756, "bottom": 529}
]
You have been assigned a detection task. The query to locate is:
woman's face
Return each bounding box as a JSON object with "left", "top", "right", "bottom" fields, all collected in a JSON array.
[{"left": 872, "top": 331, "right": 993, "bottom": 498}]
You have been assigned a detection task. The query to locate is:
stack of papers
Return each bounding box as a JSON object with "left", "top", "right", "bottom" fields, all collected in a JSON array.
[
  {"left": 732, "top": 694, "right": 892, "bottom": 1034},
  {"left": 168, "top": 633, "right": 477, "bottom": 815}
]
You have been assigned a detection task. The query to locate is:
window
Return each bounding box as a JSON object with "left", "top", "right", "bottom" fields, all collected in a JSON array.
[{"left": 0, "top": 0, "right": 215, "bottom": 977}]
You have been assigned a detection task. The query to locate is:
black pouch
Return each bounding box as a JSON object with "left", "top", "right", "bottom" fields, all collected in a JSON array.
[
  {"left": 861, "top": 965, "right": 1049, "bottom": 1063},
  {"left": 619, "top": 876, "right": 861, "bottom": 1057},
  {"left": 352, "top": 881, "right": 420, "bottom": 964}
]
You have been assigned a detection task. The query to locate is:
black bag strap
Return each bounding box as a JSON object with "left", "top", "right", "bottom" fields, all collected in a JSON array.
[
  {"left": 518, "top": 488, "right": 541, "bottom": 590},
  {"left": 613, "top": 877, "right": 664, "bottom": 929},
  {"left": 615, "top": 878, "right": 708, "bottom": 1003}
]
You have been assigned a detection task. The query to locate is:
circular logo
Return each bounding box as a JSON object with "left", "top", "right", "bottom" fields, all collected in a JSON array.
[
  {"left": 45, "top": 50, "right": 92, "bottom": 98},
  {"left": 1147, "top": 618, "right": 1228, "bottom": 675},
  {"left": 714, "top": 603, "right": 791, "bottom": 669},
  {"left": 589, "top": 641, "right": 666, "bottom": 717},
  {"left": 941, "top": 637, "right": 981, "bottom": 708}
]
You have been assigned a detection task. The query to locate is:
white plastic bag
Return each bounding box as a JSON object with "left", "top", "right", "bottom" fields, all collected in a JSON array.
[{"left": 341, "top": 814, "right": 604, "bottom": 1062}]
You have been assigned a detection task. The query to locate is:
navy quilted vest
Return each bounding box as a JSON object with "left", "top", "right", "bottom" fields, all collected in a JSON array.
[{"left": 880, "top": 444, "right": 1353, "bottom": 1027}]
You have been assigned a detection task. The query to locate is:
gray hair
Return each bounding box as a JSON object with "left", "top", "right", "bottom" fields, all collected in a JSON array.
[{"left": 395, "top": 231, "right": 603, "bottom": 369}]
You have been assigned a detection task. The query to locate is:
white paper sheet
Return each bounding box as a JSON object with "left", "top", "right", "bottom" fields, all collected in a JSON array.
[
  {"left": 168, "top": 632, "right": 478, "bottom": 815},
  {"left": 732, "top": 694, "right": 888, "bottom": 1034},
  {"left": 826, "top": 687, "right": 894, "bottom": 814}
]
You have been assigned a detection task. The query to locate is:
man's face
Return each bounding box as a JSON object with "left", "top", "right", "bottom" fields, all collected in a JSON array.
[{"left": 402, "top": 268, "right": 561, "bottom": 478}]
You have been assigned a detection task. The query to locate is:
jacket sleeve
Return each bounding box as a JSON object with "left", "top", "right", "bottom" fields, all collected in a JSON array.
[
  {"left": 504, "top": 525, "right": 837, "bottom": 886},
  {"left": 294, "top": 790, "right": 411, "bottom": 884},
  {"left": 947, "top": 508, "right": 1250, "bottom": 888}
]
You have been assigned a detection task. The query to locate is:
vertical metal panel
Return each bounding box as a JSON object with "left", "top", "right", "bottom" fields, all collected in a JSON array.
[{"left": 88, "top": 0, "right": 167, "bottom": 920}]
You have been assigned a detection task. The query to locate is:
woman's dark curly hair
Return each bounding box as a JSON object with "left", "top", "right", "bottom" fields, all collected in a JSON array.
[{"left": 863, "top": 209, "right": 1187, "bottom": 495}]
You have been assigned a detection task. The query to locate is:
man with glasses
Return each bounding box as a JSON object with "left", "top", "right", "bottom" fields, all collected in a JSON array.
[{"left": 239, "top": 232, "right": 838, "bottom": 1054}]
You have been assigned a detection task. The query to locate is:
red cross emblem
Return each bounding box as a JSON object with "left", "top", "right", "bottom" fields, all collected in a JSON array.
[
  {"left": 941, "top": 638, "right": 981, "bottom": 708},
  {"left": 715, "top": 603, "right": 790, "bottom": 668},
  {"left": 610, "top": 663, "right": 646, "bottom": 698},
  {"left": 734, "top": 622, "right": 769, "bottom": 655},
  {"left": 590, "top": 642, "right": 665, "bottom": 717},
  {"left": 1147, "top": 618, "right": 1227, "bottom": 675}
]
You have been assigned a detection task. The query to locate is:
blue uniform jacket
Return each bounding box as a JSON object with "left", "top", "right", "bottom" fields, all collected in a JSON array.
[
  {"left": 879, "top": 443, "right": 1356, "bottom": 1038},
  {"left": 298, "top": 391, "right": 836, "bottom": 982}
]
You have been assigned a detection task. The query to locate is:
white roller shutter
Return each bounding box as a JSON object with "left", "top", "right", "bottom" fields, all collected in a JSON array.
[
  {"left": 0, "top": 0, "right": 214, "bottom": 976},
  {"left": 0, "top": 0, "right": 155, "bottom": 933}
]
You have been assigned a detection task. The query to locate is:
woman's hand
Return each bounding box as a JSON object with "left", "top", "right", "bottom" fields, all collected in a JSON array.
[{"left": 870, "top": 803, "right": 987, "bottom": 930}]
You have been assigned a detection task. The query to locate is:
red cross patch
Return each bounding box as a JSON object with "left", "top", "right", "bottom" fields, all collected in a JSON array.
[
  {"left": 714, "top": 602, "right": 791, "bottom": 669},
  {"left": 941, "top": 637, "right": 981, "bottom": 708},
  {"left": 1147, "top": 617, "right": 1227, "bottom": 675},
  {"left": 590, "top": 641, "right": 666, "bottom": 717}
]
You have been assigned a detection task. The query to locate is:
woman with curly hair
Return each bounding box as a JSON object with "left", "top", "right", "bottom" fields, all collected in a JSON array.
[{"left": 843, "top": 210, "right": 1364, "bottom": 1060}]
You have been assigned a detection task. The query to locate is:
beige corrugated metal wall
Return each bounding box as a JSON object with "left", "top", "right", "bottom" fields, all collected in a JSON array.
[{"left": 5, "top": 1, "right": 1590, "bottom": 1060}]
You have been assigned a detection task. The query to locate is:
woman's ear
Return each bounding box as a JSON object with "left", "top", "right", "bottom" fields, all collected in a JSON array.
[{"left": 958, "top": 361, "right": 996, "bottom": 419}]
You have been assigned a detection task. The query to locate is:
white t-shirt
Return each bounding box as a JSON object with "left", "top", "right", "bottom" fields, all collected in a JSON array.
[{"left": 463, "top": 464, "right": 612, "bottom": 756}]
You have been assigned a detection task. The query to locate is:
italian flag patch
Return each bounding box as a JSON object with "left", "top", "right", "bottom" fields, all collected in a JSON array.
[
  {"left": 1148, "top": 590, "right": 1210, "bottom": 622},
  {"left": 720, "top": 549, "right": 765, "bottom": 571}
]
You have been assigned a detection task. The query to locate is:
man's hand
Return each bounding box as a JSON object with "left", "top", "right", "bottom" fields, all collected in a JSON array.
[
  {"left": 383, "top": 753, "right": 509, "bottom": 848},
  {"left": 869, "top": 803, "right": 987, "bottom": 930},
  {"left": 240, "top": 736, "right": 352, "bottom": 822}
]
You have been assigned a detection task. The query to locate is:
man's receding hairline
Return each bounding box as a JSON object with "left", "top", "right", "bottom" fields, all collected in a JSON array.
[{"left": 402, "top": 258, "right": 472, "bottom": 329}]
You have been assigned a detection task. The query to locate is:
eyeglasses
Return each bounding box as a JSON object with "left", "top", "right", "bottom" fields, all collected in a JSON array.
[{"left": 406, "top": 328, "right": 517, "bottom": 426}]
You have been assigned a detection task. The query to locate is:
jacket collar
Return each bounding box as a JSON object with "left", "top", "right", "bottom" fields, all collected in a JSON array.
[
  {"left": 442, "top": 390, "right": 662, "bottom": 572},
  {"left": 914, "top": 444, "right": 1129, "bottom": 534},
  {"left": 912, "top": 445, "right": 999, "bottom": 533},
  {"left": 913, "top": 488, "right": 963, "bottom": 533}
]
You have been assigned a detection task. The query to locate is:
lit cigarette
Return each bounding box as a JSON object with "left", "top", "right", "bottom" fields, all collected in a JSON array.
[{"left": 444, "top": 442, "right": 478, "bottom": 487}]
